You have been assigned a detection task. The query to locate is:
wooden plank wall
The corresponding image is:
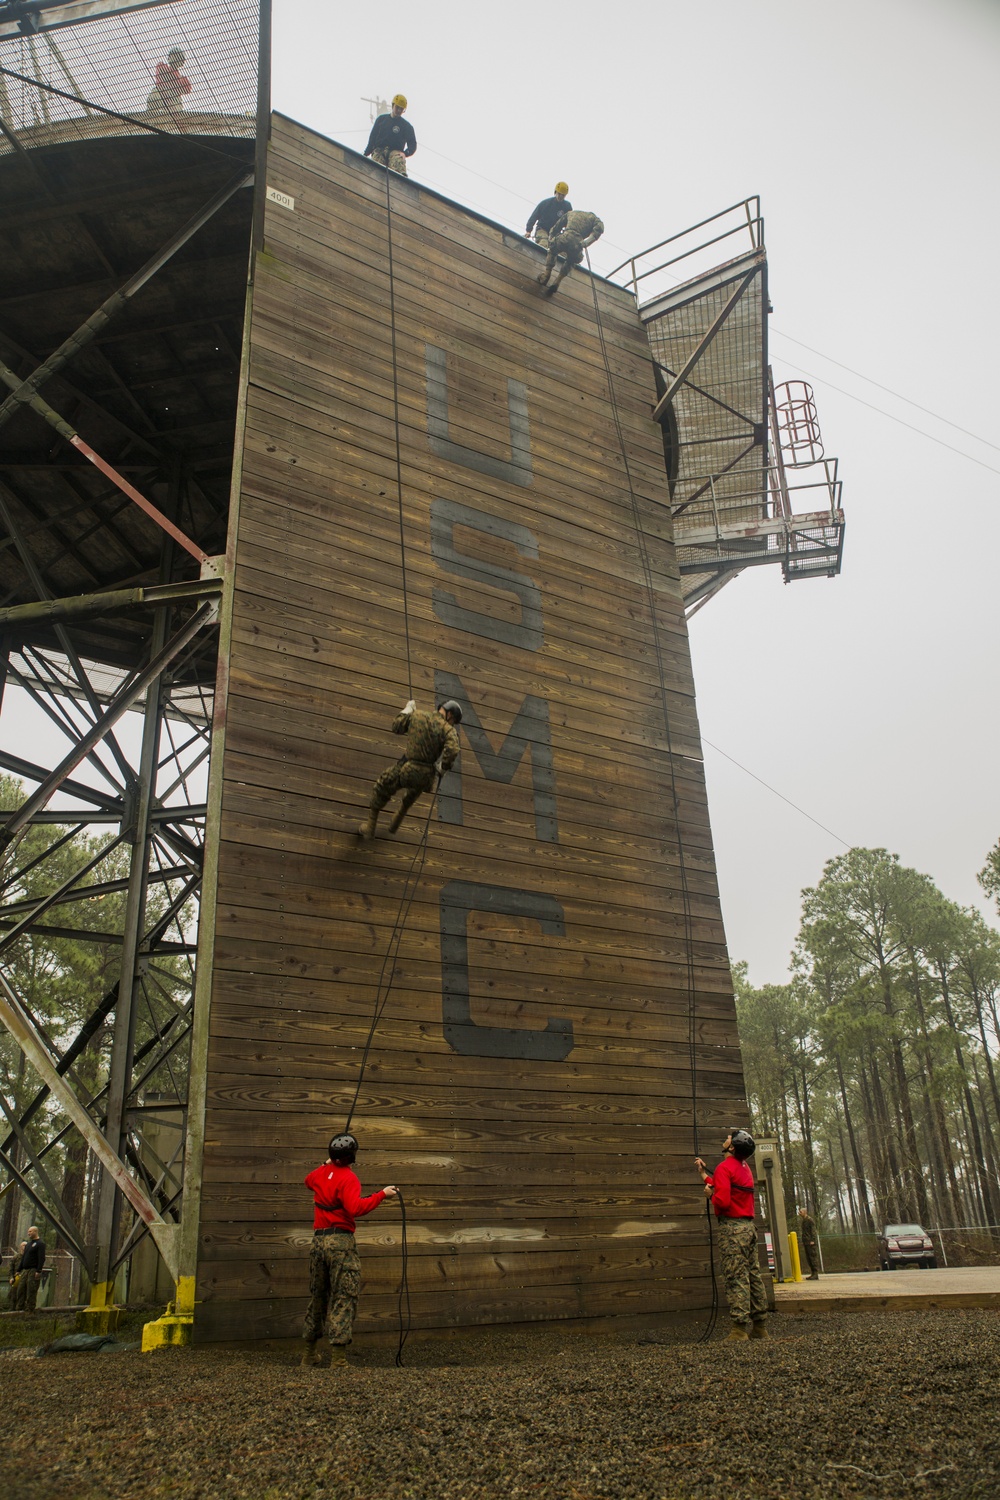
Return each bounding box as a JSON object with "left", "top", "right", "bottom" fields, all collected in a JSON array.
[{"left": 195, "top": 114, "right": 747, "bottom": 1340}]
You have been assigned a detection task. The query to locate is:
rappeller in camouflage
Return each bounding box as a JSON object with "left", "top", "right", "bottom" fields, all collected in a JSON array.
[
  {"left": 696, "top": 1130, "right": 768, "bottom": 1341},
  {"left": 536, "top": 208, "right": 604, "bottom": 296},
  {"left": 359, "top": 698, "right": 462, "bottom": 839}
]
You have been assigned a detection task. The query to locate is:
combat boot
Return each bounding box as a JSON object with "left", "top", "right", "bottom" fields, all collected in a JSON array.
[
  {"left": 726, "top": 1324, "right": 749, "bottom": 1341},
  {"left": 329, "top": 1344, "right": 349, "bottom": 1368},
  {"left": 358, "top": 810, "right": 379, "bottom": 840},
  {"left": 750, "top": 1321, "right": 768, "bottom": 1339},
  {"left": 388, "top": 804, "right": 408, "bottom": 835},
  {"left": 300, "top": 1342, "right": 322, "bottom": 1367}
]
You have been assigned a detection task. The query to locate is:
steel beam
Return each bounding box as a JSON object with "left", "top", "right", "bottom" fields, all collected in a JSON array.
[
  {"left": 0, "top": 576, "right": 222, "bottom": 630},
  {"left": 0, "top": 970, "right": 178, "bottom": 1277},
  {"left": 0, "top": 600, "right": 216, "bottom": 850},
  {"left": 651, "top": 261, "right": 762, "bottom": 424}
]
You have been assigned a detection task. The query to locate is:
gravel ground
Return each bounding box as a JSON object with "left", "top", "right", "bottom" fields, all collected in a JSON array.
[{"left": 1, "top": 1306, "right": 997, "bottom": 1500}]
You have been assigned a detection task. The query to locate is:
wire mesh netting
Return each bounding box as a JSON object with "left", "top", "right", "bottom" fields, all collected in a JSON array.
[{"left": 0, "top": 0, "right": 259, "bottom": 153}]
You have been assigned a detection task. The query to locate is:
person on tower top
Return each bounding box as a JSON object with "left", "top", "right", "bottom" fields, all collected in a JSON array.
[
  {"left": 147, "top": 49, "right": 192, "bottom": 117},
  {"left": 364, "top": 95, "right": 417, "bottom": 177},
  {"left": 526, "top": 182, "right": 572, "bottom": 249},
  {"left": 536, "top": 208, "right": 604, "bottom": 296},
  {"left": 359, "top": 698, "right": 461, "bottom": 840}
]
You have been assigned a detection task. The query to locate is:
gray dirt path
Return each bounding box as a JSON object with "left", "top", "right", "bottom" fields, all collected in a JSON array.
[{"left": 1, "top": 1306, "right": 997, "bottom": 1499}]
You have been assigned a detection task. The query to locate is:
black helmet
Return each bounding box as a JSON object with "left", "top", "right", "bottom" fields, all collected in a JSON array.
[
  {"left": 438, "top": 699, "right": 463, "bottom": 724},
  {"left": 729, "top": 1129, "right": 756, "bottom": 1160},
  {"left": 328, "top": 1133, "right": 358, "bottom": 1163}
]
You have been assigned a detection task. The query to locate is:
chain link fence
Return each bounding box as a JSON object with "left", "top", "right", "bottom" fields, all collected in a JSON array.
[{"left": 0, "top": 0, "right": 259, "bottom": 152}]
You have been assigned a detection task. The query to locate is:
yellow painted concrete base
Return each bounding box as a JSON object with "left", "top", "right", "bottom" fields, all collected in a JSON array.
[
  {"left": 142, "top": 1299, "right": 193, "bottom": 1352},
  {"left": 76, "top": 1304, "right": 122, "bottom": 1335}
]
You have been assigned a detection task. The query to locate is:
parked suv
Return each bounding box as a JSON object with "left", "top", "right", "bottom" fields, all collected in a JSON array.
[{"left": 878, "top": 1223, "right": 937, "bottom": 1269}]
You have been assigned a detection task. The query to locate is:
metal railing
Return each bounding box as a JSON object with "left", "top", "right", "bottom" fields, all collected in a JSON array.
[{"left": 608, "top": 196, "right": 764, "bottom": 305}]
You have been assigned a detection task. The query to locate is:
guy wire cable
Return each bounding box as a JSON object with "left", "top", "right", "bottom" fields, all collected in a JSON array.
[{"left": 584, "top": 251, "right": 716, "bottom": 1338}]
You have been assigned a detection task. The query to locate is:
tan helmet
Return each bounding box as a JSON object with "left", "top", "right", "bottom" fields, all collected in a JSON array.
[
  {"left": 554, "top": 181, "right": 569, "bottom": 196},
  {"left": 392, "top": 93, "right": 407, "bottom": 109}
]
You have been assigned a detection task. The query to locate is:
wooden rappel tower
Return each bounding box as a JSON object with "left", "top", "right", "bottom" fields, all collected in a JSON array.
[{"left": 0, "top": 0, "right": 843, "bottom": 1342}]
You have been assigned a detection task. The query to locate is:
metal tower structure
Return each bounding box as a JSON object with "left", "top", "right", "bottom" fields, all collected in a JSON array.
[{"left": 0, "top": 0, "right": 264, "bottom": 1330}]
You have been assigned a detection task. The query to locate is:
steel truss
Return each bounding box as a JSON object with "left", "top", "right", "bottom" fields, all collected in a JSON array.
[{"left": 0, "top": 556, "right": 219, "bottom": 1302}]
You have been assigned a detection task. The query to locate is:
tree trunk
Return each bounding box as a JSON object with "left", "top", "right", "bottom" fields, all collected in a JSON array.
[
  {"left": 837, "top": 1054, "right": 875, "bottom": 1232},
  {"left": 939, "top": 964, "right": 999, "bottom": 1223},
  {"left": 877, "top": 962, "right": 930, "bottom": 1223}
]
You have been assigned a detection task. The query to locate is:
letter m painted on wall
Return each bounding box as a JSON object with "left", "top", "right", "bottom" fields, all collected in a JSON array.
[{"left": 435, "top": 671, "right": 558, "bottom": 844}]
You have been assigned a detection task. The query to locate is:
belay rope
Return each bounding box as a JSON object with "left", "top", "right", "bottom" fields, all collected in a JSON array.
[
  {"left": 339, "top": 163, "right": 422, "bottom": 1362},
  {"left": 585, "top": 252, "right": 719, "bottom": 1341}
]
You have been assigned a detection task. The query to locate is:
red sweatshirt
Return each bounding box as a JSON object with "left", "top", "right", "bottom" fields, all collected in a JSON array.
[
  {"left": 304, "top": 1162, "right": 385, "bottom": 1233},
  {"left": 710, "top": 1155, "right": 755, "bottom": 1218}
]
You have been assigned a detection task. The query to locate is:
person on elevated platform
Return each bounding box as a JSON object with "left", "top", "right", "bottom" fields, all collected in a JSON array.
[
  {"left": 537, "top": 209, "right": 604, "bottom": 296},
  {"left": 526, "top": 182, "right": 572, "bottom": 249},
  {"left": 359, "top": 697, "right": 461, "bottom": 839},
  {"left": 364, "top": 95, "right": 416, "bottom": 176},
  {"left": 147, "top": 49, "right": 192, "bottom": 117}
]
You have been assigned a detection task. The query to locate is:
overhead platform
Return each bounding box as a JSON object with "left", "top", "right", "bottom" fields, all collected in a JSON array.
[{"left": 610, "top": 203, "right": 845, "bottom": 613}]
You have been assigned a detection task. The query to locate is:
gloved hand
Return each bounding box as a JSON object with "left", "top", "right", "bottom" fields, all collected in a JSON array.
[
  {"left": 402, "top": 699, "right": 416, "bottom": 715},
  {"left": 434, "top": 755, "right": 445, "bottom": 776}
]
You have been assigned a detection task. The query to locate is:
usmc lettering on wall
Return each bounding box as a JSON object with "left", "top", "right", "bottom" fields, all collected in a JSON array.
[{"left": 425, "top": 346, "right": 573, "bottom": 1062}]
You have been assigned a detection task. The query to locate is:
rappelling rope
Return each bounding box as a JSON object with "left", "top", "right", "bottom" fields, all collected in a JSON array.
[
  {"left": 344, "top": 786, "right": 437, "bottom": 1134},
  {"left": 338, "top": 163, "right": 431, "bottom": 1363},
  {"left": 584, "top": 251, "right": 717, "bottom": 1340},
  {"left": 384, "top": 166, "right": 414, "bottom": 697}
]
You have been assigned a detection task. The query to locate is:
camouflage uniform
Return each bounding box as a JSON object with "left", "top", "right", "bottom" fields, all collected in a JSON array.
[
  {"left": 369, "top": 146, "right": 408, "bottom": 177},
  {"left": 538, "top": 210, "right": 605, "bottom": 294},
  {"left": 303, "top": 1231, "right": 361, "bottom": 1347},
  {"left": 717, "top": 1217, "right": 768, "bottom": 1328},
  {"left": 369, "top": 708, "right": 460, "bottom": 824},
  {"left": 799, "top": 1214, "right": 819, "bottom": 1277}
]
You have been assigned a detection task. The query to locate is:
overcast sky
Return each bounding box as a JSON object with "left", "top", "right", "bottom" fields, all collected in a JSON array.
[{"left": 268, "top": 0, "right": 1000, "bottom": 983}]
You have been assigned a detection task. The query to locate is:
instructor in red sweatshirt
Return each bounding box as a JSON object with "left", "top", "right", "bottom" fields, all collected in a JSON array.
[
  {"left": 695, "top": 1129, "right": 768, "bottom": 1341},
  {"left": 301, "top": 1132, "right": 397, "bottom": 1368}
]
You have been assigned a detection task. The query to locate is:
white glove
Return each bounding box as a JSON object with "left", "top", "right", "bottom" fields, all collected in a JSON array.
[
  {"left": 434, "top": 755, "right": 445, "bottom": 776},
  {"left": 402, "top": 699, "right": 416, "bottom": 715}
]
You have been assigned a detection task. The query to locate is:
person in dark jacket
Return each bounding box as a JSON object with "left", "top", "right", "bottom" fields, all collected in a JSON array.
[
  {"left": 364, "top": 94, "right": 416, "bottom": 176},
  {"left": 14, "top": 1226, "right": 45, "bottom": 1311},
  {"left": 798, "top": 1207, "right": 820, "bottom": 1278},
  {"left": 359, "top": 698, "right": 462, "bottom": 839},
  {"left": 696, "top": 1131, "right": 768, "bottom": 1340},
  {"left": 525, "top": 182, "right": 571, "bottom": 249},
  {"left": 301, "top": 1134, "right": 397, "bottom": 1367}
]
